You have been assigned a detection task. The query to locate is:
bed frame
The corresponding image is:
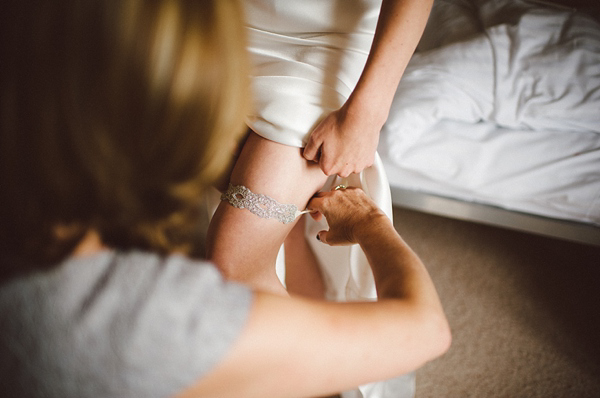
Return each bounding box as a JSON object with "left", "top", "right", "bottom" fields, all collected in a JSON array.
[{"left": 390, "top": 187, "right": 600, "bottom": 247}]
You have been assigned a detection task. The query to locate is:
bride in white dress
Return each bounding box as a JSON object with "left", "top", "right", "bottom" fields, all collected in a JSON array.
[{"left": 207, "top": 1, "right": 433, "bottom": 396}]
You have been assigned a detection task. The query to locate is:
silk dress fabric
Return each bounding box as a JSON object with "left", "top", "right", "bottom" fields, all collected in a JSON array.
[{"left": 244, "top": 1, "right": 415, "bottom": 397}]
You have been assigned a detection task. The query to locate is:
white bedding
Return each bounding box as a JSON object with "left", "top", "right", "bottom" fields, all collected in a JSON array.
[{"left": 380, "top": 0, "right": 600, "bottom": 226}]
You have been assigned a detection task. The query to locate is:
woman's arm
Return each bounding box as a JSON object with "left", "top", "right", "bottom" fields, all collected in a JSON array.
[
  {"left": 303, "top": 0, "right": 433, "bottom": 177},
  {"left": 180, "top": 188, "right": 450, "bottom": 398}
]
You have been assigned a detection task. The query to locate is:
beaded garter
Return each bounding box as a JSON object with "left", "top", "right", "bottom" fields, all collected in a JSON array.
[{"left": 220, "top": 183, "right": 311, "bottom": 224}]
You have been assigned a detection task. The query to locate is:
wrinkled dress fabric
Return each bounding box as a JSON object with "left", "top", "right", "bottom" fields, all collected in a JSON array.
[{"left": 244, "top": 1, "right": 415, "bottom": 397}]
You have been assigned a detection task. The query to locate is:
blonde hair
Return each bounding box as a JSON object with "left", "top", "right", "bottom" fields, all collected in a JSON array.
[{"left": 0, "top": 0, "right": 249, "bottom": 264}]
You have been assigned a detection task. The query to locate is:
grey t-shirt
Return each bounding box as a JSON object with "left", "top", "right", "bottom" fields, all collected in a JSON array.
[{"left": 0, "top": 251, "right": 253, "bottom": 397}]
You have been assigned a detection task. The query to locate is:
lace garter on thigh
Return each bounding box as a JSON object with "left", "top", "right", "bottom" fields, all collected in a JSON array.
[{"left": 221, "top": 183, "right": 310, "bottom": 224}]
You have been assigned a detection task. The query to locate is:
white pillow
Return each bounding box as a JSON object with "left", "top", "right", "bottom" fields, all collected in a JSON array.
[
  {"left": 383, "top": 4, "right": 600, "bottom": 161},
  {"left": 383, "top": 33, "right": 494, "bottom": 153},
  {"left": 490, "top": 9, "right": 600, "bottom": 133}
]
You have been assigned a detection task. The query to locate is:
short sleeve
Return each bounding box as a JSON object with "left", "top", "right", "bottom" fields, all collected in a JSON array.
[{"left": 60, "top": 252, "right": 254, "bottom": 398}]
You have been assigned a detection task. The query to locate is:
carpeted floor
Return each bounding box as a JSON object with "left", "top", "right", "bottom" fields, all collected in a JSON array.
[{"left": 391, "top": 206, "right": 600, "bottom": 398}]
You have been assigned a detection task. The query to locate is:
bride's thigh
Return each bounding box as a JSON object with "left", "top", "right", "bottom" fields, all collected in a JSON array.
[{"left": 206, "top": 132, "right": 328, "bottom": 294}]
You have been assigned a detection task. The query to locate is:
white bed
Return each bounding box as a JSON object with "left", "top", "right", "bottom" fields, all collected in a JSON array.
[{"left": 379, "top": 0, "right": 600, "bottom": 246}]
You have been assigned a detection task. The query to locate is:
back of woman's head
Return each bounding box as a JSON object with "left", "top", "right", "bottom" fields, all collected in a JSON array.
[{"left": 0, "top": 0, "right": 249, "bottom": 265}]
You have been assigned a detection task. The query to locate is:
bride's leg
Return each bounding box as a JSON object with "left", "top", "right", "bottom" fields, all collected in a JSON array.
[
  {"left": 206, "top": 131, "right": 328, "bottom": 295},
  {"left": 284, "top": 215, "right": 326, "bottom": 299}
]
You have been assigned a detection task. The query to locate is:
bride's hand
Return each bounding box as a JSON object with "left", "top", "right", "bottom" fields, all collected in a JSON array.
[{"left": 302, "top": 103, "right": 382, "bottom": 178}]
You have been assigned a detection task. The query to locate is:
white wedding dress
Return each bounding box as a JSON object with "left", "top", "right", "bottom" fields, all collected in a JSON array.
[{"left": 244, "top": 1, "right": 415, "bottom": 397}]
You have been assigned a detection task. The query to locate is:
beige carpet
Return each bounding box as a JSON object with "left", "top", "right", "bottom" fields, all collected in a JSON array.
[{"left": 391, "top": 206, "right": 600, "bottom": 398}]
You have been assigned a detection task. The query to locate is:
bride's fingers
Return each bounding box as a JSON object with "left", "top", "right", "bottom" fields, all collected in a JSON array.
[{"left": 303, "top": 137, "right": 322, "bottom": 162}]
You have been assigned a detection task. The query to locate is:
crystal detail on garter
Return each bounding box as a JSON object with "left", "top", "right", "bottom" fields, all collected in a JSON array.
[{"left": 221, "top": 183, "right": 298, "bottom": 224}]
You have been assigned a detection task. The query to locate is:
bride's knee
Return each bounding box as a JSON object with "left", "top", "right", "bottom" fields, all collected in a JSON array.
[{"left": 212, "top": 251, "right": 287, "bottom": 294}]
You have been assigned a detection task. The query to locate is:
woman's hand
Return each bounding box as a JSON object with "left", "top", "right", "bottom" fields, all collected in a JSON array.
[
  {"left": 307, "top": 187, "right": 389, "bottom": 245},
  {"left": 302, "top": 103, "right": 382, "bottom": 178},
  {"left": 303, "top": 0, "right": 434, "bottom": 178}
]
